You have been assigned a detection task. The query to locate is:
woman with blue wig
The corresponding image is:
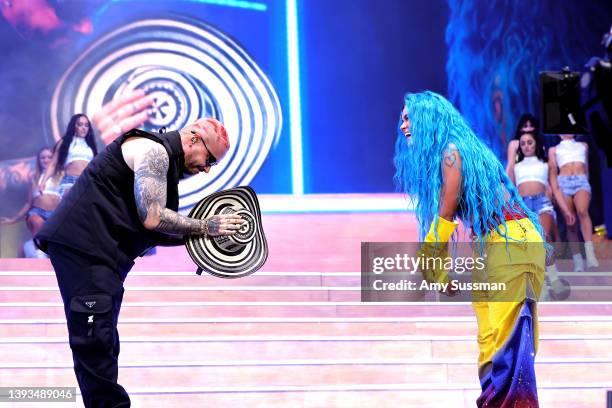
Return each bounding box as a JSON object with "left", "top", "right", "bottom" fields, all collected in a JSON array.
[{"left": 395, "top": 91, "right": 545, "bottom": 407}]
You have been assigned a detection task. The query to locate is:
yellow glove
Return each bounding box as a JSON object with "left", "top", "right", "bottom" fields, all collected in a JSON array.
[
  {"left": 424, "top": 216, "right": 459, "bottom": 243},
  {"left": 420, "top": 217, "right": 459, "bottom": 285}
]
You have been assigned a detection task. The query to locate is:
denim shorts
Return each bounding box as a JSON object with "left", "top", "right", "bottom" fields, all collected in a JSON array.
[
  {"left": 59, "top": 174, "right": 79, "bottom": 198},
  {"left": 521, "top": 193, "right": 556, "bottom": 218},
  {"left": 27, "top": 206, "right": 53, "bottom": 221},
  {"left": 557, "top": 174, "right": 591, "bottom": 196}
]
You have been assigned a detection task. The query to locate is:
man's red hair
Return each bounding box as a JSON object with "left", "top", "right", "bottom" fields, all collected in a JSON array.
[{"left": 189, "top": 118, "right": 230, "bottom": 150}]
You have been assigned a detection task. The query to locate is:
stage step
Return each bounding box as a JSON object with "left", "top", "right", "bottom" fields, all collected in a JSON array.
[
  {"left": 3, "top": 318, "right": 612, "bottom": 338},
  {"left": 0, "top": 273, "right": 325, "bottom": 286},
  {"left": 2, "top": 302, "right": 612, "bottom": 320},
  {"left": 0, "top": 290, "right": 341, "bottom": 302},
  {"left": 1, "top": 288, "right": 611, "bottom": 302},
  {"left": 94, "top": 386, "right": 611, "bottom": 408},
  {"left": 2, "top": 270, "right": 610, "bottom": 286},
  {"left": 1, "top": 359, "right": 611, "bottom": 387},
  {"left": 1, "top": 268, "right": 611, "bottom": 303},
  {"left": 1, "top": 335, "right": 611, "bottom": 363}
]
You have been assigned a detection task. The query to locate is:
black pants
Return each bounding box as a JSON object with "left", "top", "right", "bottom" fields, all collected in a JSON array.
[{"left": 48, "top": 243, "right": 131, "bottom": 408}]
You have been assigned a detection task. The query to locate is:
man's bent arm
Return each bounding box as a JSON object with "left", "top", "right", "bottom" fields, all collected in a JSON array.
[{"left": 133, "top": 144, "right": 207, "bottom": 236}]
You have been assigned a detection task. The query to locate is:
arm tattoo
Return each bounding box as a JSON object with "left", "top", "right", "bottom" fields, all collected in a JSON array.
[
  {"left": 133, "top": 146, "right": 206, "bottom": 235},
  {"left": 157, "top": 209, "right": 207, "bottom": 236},
  {"left": 444, "top": 149, "right": 458, "bottom": 168},
  {"left": 134, "top": 147, "right": 169, "bottom": 222}
]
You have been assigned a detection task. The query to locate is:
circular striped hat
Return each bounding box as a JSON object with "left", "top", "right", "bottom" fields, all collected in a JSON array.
[{"left": 185, "top": 186, "right": 268, "bottom": 278}]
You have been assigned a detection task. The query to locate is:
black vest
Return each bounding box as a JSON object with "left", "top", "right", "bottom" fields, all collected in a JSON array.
[{"left": 36, "top": 129, "right": 185, "bottom": 270}]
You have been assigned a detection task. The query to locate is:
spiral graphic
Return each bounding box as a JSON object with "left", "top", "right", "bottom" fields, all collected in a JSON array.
[{"left": 51, "top": 17, "right": 282, "bottom": 210}]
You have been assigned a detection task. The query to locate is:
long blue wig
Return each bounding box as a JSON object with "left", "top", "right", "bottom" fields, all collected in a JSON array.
[{"left": 394, "top": 91, "right": 544, "bottom": 248}]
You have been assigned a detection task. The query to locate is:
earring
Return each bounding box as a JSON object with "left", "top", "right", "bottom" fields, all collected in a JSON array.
[{"left": 190, "top": 130, "right": 199, "bottom": 146}]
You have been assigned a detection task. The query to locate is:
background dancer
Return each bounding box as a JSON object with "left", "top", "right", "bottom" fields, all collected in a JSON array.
[
  {"left": 40, "top": 114, "right": 97, "bottom": 198},
  {"left": 549, "top": 134, "right": 599, "bottom": 270},
  {"left": 505, "top": 113, "right": 539, "bottom": 177},
  {"left": 0, "top": 146, "right": 61, "bottom": 257}
]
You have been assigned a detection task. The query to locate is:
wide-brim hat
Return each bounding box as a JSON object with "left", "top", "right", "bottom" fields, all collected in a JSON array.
[{"left": 185, "top": 186, "right": 268, "bottom": 278}]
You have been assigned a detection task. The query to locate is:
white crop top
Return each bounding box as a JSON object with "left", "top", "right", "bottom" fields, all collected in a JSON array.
[
  {"left": 65, "top": 137, "right": 94, "bottom": 166},
  {"left": 555, "top": 139, "right": 586, "bottom": 168},
  {"left": 514, "top": 156, "right": 548, "bottom": 186},
  {"left": 33, "top": 174, "right": 61, "bottom": 199}
]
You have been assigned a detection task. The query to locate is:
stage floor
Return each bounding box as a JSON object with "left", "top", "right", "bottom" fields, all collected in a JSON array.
[{"left": 1, "top": 195, "right": 611, "bottom": 407}]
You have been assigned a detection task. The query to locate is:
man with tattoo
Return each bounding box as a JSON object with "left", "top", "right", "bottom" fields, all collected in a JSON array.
[{"left": 34, "top": 118, "right": 243, "bottom": 407}]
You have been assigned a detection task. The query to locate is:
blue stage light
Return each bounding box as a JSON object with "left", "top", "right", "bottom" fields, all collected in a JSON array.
[{"left": 286, "top": 0, "right": 304, "bottom": 195}]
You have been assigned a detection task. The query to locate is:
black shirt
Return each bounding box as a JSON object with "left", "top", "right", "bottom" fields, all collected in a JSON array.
[{"left": 36, "top": 129, "right": 185, "bottom": 270}]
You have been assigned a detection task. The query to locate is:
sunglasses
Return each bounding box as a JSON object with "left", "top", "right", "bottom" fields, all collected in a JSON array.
[
  {"left": 190, "top": 129, "right": 218, "bottom": 168},
  {"left": 201, "top": 137, "right": 218, "bottom": 167}
]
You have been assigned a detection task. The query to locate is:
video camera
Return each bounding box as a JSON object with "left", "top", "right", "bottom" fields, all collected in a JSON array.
[{"left": 540, "top": 25, "right": 612, "bottom": 165}]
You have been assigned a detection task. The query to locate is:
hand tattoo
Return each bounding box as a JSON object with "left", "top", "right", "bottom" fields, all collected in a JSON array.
[{"left": 206, "top": 215, "right": 221, "bottom": 236}]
